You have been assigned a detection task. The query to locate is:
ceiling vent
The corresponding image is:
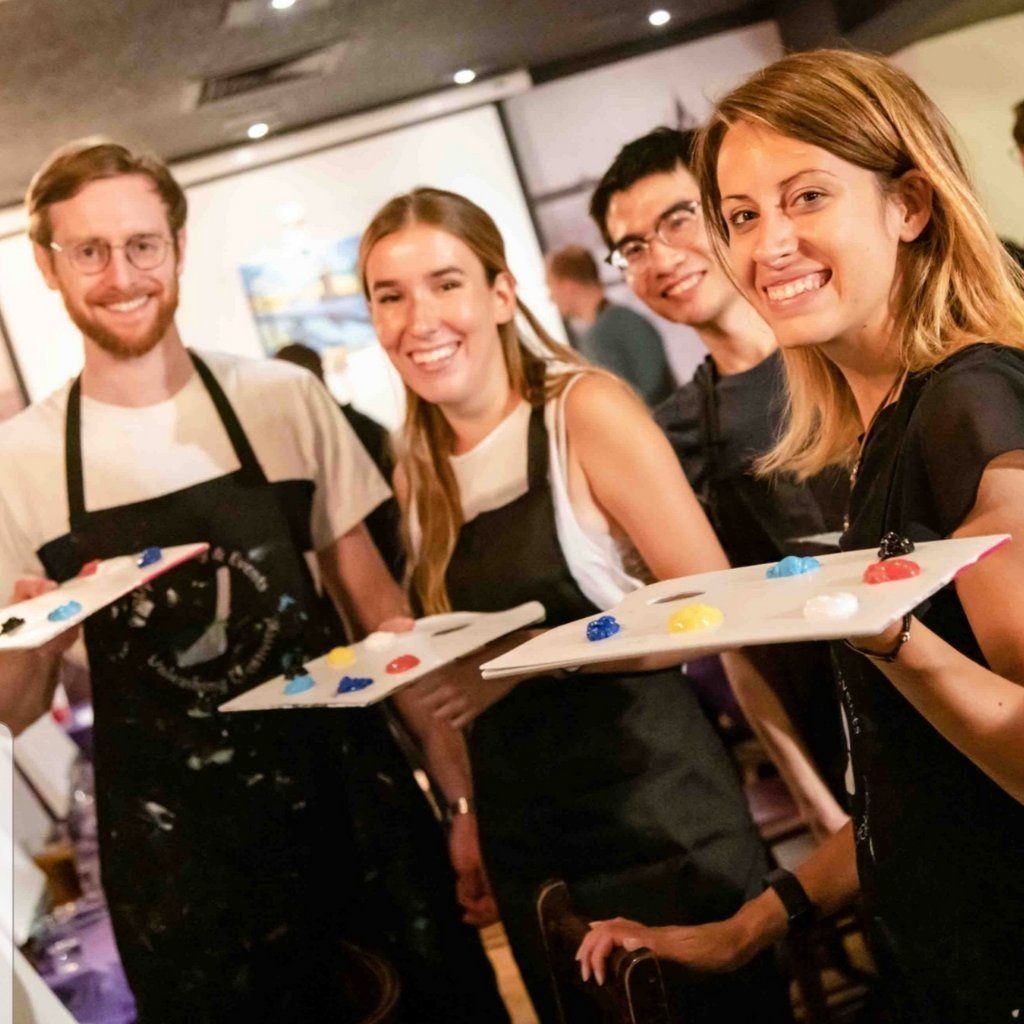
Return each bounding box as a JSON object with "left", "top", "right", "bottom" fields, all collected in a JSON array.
[{"left": 187, "top": 41, "right": 346, "bottom": 108}]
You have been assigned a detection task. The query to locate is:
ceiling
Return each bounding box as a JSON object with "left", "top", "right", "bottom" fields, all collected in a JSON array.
[
  {"left": 1, "top": 0, "right": 1018, "bottom": 209},
  {"left": 0, "top": 0, "right": 766, "bottom": 207}
]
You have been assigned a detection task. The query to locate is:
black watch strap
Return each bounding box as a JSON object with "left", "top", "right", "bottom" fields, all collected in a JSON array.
[{"left": 764, "top": 867, "right": 816, "bottom": 932}]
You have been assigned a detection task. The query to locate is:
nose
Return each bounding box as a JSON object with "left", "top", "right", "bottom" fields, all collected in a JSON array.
[
  {"left": 752, "top": 208, "right": 798, "bottom": 267},
  {"left": 407, "top": 288, "right": 441, "bottom": 338},
  {"left": 649, "top": 234, "right": 688, "bottom": 276},
  {"left": 101, "top": 246, "right": 139, "bottom": 291}
]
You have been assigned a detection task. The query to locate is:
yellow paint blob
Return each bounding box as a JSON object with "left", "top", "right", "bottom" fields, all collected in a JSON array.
[
  {"left": 667, "top": 604, "right": 724, "bottom": 633},
  {"left": 326, "top": 645, "right": 357, "bottom": 668}
]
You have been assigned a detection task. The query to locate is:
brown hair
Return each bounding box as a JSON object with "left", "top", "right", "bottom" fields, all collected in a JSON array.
[
  {"left": 358, "top": 187, "right": 587, "bottom": 613},
  {"left": 27, "top": 138, "right": 187, "bottom": 248},
  {"left": 1013, "top": 99, "right": 1024, "bottom": 151},
  {"left": 546, "top": 245, "right": 601, "bottom": 286},
  {"left": 693, "top": 49, "right": 1024, "bottom": 478}
]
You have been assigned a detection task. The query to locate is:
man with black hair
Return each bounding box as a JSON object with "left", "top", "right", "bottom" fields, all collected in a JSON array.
[{"left": 591, "top": 128, "right": 849, "bottom": 832}]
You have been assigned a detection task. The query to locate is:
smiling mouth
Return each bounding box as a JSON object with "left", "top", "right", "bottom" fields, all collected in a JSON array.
[
  {"left": 103, "top": 295, "right": 151, "bottom": 314},
  {"left": 409, "top": 341, "right": 460, "bottom": 370},
  {"left": 662, "top": 271, "right": 704, "bottom": 300},
  {"left": 764, "top": 271, "right": 830, "bottom": 304}
]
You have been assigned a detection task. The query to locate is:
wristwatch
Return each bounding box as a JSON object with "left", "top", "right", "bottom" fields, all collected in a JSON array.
[{"left": 763, "top": 867, "right": 817, "bottom": 933}]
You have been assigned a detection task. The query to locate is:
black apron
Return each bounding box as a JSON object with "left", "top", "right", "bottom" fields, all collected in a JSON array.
[
  {"left": 445, "top": 404, "right": 789, "bottom": 1024},
  {"left": 38, "top": 354, "right": 508, "bottom": 1024}
]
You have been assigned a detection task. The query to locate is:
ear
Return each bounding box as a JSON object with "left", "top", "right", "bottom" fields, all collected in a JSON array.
[
  {"left": 174, "top": 227, "right": 187, "bottom": 276},
  {"left": 32, "top": 242, "right": 60, "bottom": 291},
  {"left": 893, "top": 170, "right": 934, "bottom": 243},
  {"left": 492, "top": 269, "right": 517, "bottom": 325}
]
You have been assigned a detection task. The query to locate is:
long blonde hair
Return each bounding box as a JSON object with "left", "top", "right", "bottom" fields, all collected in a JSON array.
[
  {"left": 358, "top": 187, "right": 585, "bottom": 613},
  {"left": 693, "top": 49, "right": 1024, "bottom": 478}
]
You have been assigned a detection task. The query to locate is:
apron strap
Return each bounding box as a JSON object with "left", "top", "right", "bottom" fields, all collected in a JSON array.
[
  {"left": 525, "top": 403, "right": 549, "bottom": 491},
  {"left": 64, "top": 351, "right": 268, "bottom": 528}
]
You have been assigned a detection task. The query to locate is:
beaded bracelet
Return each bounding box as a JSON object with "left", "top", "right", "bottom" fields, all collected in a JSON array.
[{"left": 845, "top": 612, "right": 913, "bottom": 663}]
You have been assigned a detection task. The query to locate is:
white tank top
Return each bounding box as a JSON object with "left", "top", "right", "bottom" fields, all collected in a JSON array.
[{"left": 448, "top": 377, "right": 642, "bottom": 609}]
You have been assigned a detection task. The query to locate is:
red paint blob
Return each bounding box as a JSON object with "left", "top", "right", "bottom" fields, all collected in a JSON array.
[
  {"left": 863, "top": 558, "right": 921, "bottom": 584},
  {"left": 78, "top": 559, "right": 101, "bottom": 577},
  {"left": 386, "top": 654, "right": 420, "bottom": 674}
]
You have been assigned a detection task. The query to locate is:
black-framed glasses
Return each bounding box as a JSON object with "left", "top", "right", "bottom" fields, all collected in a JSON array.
[
  {"left": 606, "top": 200, "right": 701, "bottom": 271},
  {"left": 49, "top": 234, "right": 171, "bottom": 275}
]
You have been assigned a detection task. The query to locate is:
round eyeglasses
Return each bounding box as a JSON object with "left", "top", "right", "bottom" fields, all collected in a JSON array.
[
  {"left": 606, "top": 200, "right": 701, "bottom": 271},
  {"left": 49, "top": 234, "right": 171, "bottom": 275}
]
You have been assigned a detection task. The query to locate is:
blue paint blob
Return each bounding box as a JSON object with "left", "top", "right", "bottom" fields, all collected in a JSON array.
[
  {"left": 278, "top": 594, "right": 297, "bottom": 612},
  {"left": 47, "top": 600, "right": 83, "bottom": 622},
  {"left": 283, "top": 674, "right": 315, "bottom": 695},
  {"left": 336, "top": 675, "right": 374, "bottom": 694},
  {"left": 586, "top": 614, "right": 621, "bottom": 641},
  {"left": 766, "top": 555, "right": 821, "bottom": 579},
  {"left": 137, "top": 546, "right": 163, "bottom": 568}
]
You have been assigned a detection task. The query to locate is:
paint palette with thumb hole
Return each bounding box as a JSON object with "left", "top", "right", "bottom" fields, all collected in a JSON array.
[
  {"left": 218, "top": 601, "right": 546, "bottom": 712},
  {"left": 480, "top": 535, "right": 1008, "bottom": 679},
  {"left": 0, "top": 543, "right": 210, "bottom": 651}
]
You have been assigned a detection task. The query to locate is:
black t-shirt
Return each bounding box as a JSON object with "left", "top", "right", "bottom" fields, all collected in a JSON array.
[
  {"left": 655, "top": 351, "right": 848, "bottom": 798},
  {"left": 836, "top": 343, "right": 1024, "bottom": 1023}
]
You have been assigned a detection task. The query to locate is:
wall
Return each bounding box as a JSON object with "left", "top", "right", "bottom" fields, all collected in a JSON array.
[
  {"left": 0, "top": 102, "right": 562, "bottom": 426},
  {"left": 892, "top": 10, "right": 1024, "bottom": 244},
  {"left": 503, "top": 21, "right": 785, "bottom": 383}
]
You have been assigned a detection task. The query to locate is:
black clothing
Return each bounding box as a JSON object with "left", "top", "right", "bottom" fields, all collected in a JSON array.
[
  {"left": 38, "top": 354, "right": 506, "bottom": 1024},
  {"left": 655, "top": 352, "right": 848, "bottom": 798},
  {"left": 339, "top": 403, "right": 403, "bottom": 577},
  {"left": 836, "top": 343, "right": 1024, "bottom": 1023},
  {"left": 445, "top": 404, "right": 790, "bottom": 1024}
]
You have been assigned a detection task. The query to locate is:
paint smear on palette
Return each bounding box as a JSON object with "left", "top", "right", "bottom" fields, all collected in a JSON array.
[
  {"left": 78, "top": 559, "right": 101, "bottom": 577},
  {"left": 327, "top": 646, "right": 356, "bottom": 668},
  {"left": 667, "top": 604, "right": 724, "bottom": 632},
  {"left": 283, "top": 674, "right": 315, "bottom": 695},
  {"left": 48, "top": 601, "right": 82, "bottom": 623},
  {"left": 863, "top": 559, "right": 921, "bottom": 584},
  {"left": 586, "top": 615, "right": 620, "bottom": 641},
  {"left": 137, "top": 546, "right": 163, "bottom": 568},
  {"left": 386, "top": 654, "right": 420, "bottom": 674},
  {"left": 336, "top": 676, "right": 374, "bottom": 694},
  {"left": 1, "top": 617, "right": 24, "bottom": 635}
]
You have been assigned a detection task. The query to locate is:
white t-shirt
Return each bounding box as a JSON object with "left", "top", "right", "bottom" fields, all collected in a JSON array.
[
  {"left": 447, "top": 381, "right": 642, "bottom": 609},
  {"left": 0, "top": 350, "right": 391, "bottom": 604}
]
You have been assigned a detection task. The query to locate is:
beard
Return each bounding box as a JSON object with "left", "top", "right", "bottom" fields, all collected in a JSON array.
[{"left": 67, "top": 276, "right": 180, "bottom": 361}]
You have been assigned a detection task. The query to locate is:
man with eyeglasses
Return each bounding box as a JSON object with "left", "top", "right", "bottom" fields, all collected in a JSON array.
[
  {"left": 590, "top": 127, "right": 850, "bottom": 838},
  {"left": 0, "top": 140, "right": 509, "bottom": 1023}
]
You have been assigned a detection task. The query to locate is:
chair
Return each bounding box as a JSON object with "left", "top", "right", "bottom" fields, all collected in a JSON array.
[{"left": 537, "top": 879, "right": 671, "bottom": 1024}]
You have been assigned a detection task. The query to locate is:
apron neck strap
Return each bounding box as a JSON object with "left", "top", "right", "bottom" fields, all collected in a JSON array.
[
  {"left": 65, "top": 351, "right": 267, "bottom": 528},
  {"left": 526, "top": 402, "right": 549, "bottom": 492}
]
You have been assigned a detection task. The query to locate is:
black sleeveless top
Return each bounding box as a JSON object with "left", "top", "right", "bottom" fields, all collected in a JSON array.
[{"left": 836, "top": 344, "right": 1024, "bottom": 1023}]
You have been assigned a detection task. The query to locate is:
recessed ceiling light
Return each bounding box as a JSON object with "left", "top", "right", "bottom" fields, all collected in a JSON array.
[
  {"left": 270, "top": 0, "right": 296, "bottom": 10},
  {"left": 648, "top": 9, "right": 671, "bottom": 26},
  {"left": 453, "top": 68, "right": 476, "bottom": 86},
  {"left": 247, "top": 122, "right": 270, "bottom": 140}
]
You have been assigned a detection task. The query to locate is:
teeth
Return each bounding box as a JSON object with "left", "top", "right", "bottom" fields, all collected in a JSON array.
[
  {"left": 766, "top": 273, "right": 827, "bottom": 303},
  {"left": 107, "top": 296, "right": 148, "bottom": 313},
  {"left": 410, "top": 343, "right": 457, "bottom": 367},
  {"left": 666, "top": 272, "right": 702, "bottom": 296}
]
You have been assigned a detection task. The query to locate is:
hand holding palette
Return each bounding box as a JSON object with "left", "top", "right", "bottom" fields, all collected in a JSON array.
[
  {"left": 480, "top": 535, "right": 1008, "bottom": 679},
  {"left": 219, "top": 601, "right": 546, "bottom": 712},
  {"left": 0, "top": 543, "right": 209, "bottom": 651}
]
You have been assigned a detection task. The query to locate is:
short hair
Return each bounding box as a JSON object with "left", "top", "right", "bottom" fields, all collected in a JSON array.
[
  {"left": 1013, "top": 100, "right": 1024, "bottom": 150},
  {"left": 546, "top": 245, "right": 601, "bottom": 286},
  {"left": 26, "top": 138, "right": 187, "bottom": 248},
  {"left": 274, "top": 342, "right": 324, "bottom": 381},
  {"left": 589, "top": 127, "right": 698, "bottom": 247}
]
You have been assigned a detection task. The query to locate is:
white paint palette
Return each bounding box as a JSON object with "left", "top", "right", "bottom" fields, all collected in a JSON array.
[
  {"left": 219, "top": 601, "right": 546, "bottom": 711},
  {"left": 481, "top": 535, "right": 1008, "bottom": 678},
  {"left": 0, "top": 543, "right": 210, "bottom": 651}
]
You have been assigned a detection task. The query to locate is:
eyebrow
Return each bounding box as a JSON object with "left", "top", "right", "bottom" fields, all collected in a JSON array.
[
  {"left": 610, "top": 199, "right": 698, "bottom": 250},
  {"left": 721, "top": 168, "right": 838, "bottom": 202},
  {"left": 371, "top": 265, "right": 465, "bottom": 292}
]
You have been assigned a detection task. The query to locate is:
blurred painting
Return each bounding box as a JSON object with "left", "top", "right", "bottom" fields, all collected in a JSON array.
[{"left": 239, "top": 233, "right": 377, "bottom": 356}]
